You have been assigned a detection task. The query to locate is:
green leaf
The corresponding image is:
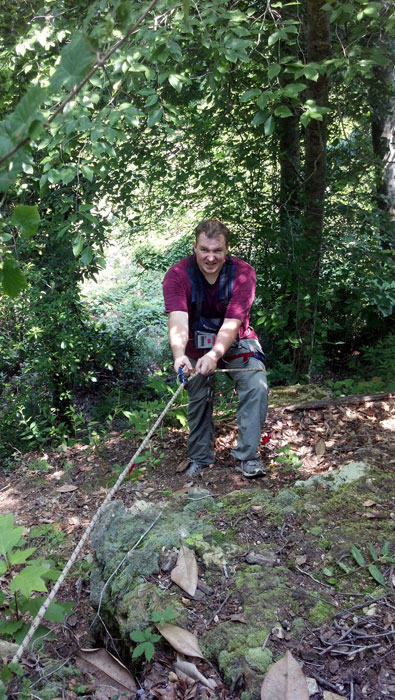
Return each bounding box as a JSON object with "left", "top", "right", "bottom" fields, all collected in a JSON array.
[
  {"left": 5, "top": 85, "right": 45, "bottom": 141},
  {"left": 147, "top": 108, "right": 163, "bottom": 128},
  {"left": 132, "top": 642, "right": 148, "bottom": 658},
  {"left": 143, "top": 641, "right": 155, "bottom": 661},
  {"left": 251, "top": 111, "right": 266, "bottom": 126},
  {"left": 130, "top": 630, "right": 146, "bottom": 642},
  {"left": 268, "top": 64, "right": 281, "bottom": 80},
  {"left": 304, "top": 65, "right": 320, "bottom": 81},
  {"left": 10, "top": 564, "right": 50, "bottom": 596},
  {"left": 0, "top": 619, "right": 24, "bottom": 636},
  {"left": 146, "top": 94, "right": 159, "bottom": 107},
  {"left": 151, "top": 611, "right": 162, "bottom": 623},
  {"left": 0, "top": 591, "right": 6, "bottom": 606},
  {"left": 0, "top": 514, "right": 24, "bottom": 555},
  {"left": 264, "top": 115, "right": 275, "bottom": 136},
  {"left": 240, "top": 88, "right": 261, "bottom": 103},
  {"left": 14, "top": 622, "right": 52, "bottom": 645},
  {"left": 11, "top": 205, "right": 40, "bottom": 237},
  {"left": 274, "top": 105, "right": 293, "bottom": 118},
  {"left": 80, "top": 247, "right": 93, "bottom": 265},
  {"left": 168, "top": 74, "right": 183, "bottom": 93},
  {"left": 9, "top": 547, "right": 36, "bottom": 565},
  {"left": 351, "top": 544, "right": 365, "bottom": 567},
  {"left": 72, "top": 235, "right": 84, "bottom": 257},
  {"left": 50, "top": 33, "right": 95, "bottom": 92},
  {"left": 268, "top": 31, "right": 281, "bottom": 46},
  {"left": 81, "top": 165, "right": 94, "bottom": 182},
  {"left": 283, "top": 82, "right": 307, "bottom": 98},
  {"left": 368, "top": 544, "right": 379, "bottom": 562},
  {"left": 382, "top": 542, "right": 390, "bottom": 557},
  {"left": 368, "top": 564, "right": 386, "bottom": 587}
]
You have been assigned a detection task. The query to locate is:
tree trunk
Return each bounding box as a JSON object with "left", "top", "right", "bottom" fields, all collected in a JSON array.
[
  {"left": 292, "top": 0, "right": 331, "bottom": 379},
  {"left": 370, "top": 54, "right": 395, "bottom": 247}
]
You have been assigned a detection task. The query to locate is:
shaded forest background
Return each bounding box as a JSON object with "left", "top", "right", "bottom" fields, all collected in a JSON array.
[{"left": 0, "top": 0, "right": 394, "bottom": 464}]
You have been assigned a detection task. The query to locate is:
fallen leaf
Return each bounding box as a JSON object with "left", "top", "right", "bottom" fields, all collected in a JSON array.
[
  {"left": 261, "top": 650, "right": 309, "bottom": 700},
  {"left": 171, "top": 545, "right": 198, "bottom": 596},
  {"left": 175, "top": 658, "right": 216, "bottom": 689},
  {"left": 56, "top": 484, "right": 78, "bottom": 493},
  {"left": 315, "top": 439, "right": 326, "bottom": 456},
  {"left": 323, "top": 692, "right": 347, "bottom": 700},
  {"left": 230, "top": 614, "right": 248, "bottom": 624},
  {"left": 157, "top": 623, "right": 204, "bottom": 658},
  {"left": 76, "top": 648, "right": 136, "bottom": 695},
  {"left": 176, "top": 459, "right": 189, "bottom": 473},
  {"left": 295, "top": 555, "right": 307, "bottom": 566},
  {"left": 362, "top": 499, "right": 376, "bottom": 507}
]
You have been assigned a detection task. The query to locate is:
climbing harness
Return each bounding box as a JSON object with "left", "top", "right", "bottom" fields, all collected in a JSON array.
[{"left": 187, "top": 254, "right": 235, "bottom": 350}]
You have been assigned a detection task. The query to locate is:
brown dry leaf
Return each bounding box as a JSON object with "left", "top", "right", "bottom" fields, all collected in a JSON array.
[
  {"left": 230, "top": 614, "right": 248, "bottom": 624},
  {"left": 315, "top": 439, "right": 326, "bottom": 456},
  {"left": 171, "top": 545, "right": 198, "bottom": 596},
  {"left": 157, "top": 624, "right": 204, "bottom": 658},
  {"left": 362, "top": 499, "right": 377, "bottom": 507},
  {"left": 176, "top": 459, "right": 189, "bottom": 473},
  {"left": 323, "top": 693, "right": 347, "bottom": 700},
  {"left": 295, "top": 555, "right": 307, "bottom": 566},
  {"left": 56, "top": 484, "right": 78, "bottom": 493},
  {"left": 76, "top": 648, "right": 136, "bottom": 695},
  {"left": 175, "top": 659, "right": 217, "bottom": 689},
  {"left": 261, "top": 650, "right": 308, "bottom": 700}
]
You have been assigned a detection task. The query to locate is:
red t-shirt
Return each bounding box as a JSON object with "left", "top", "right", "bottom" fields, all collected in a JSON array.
[{"left": 162, "top": 254, "right": 258, "bottom": 358}]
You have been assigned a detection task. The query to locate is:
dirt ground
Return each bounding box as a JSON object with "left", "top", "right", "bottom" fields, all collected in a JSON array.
[{"left": 1, "top": 392, "right": 394, "bottom": 699}]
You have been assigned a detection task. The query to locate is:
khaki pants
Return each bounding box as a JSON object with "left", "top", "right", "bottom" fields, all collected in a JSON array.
[{"left": 187, "top": 339, "right": 268, "bottom": 464}]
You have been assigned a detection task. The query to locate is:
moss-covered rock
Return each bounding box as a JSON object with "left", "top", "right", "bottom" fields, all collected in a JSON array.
[{"left": 88, "top": 461, "right": 395, "bottom": 700}]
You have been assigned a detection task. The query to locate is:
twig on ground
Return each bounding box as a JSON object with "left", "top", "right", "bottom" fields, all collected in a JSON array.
[
  {"left": 306, "top": 670, "right": 343, "bottom": 693},
  {"left": 296, "top": 565, "right": 333, "bottom": 587},
  {"left": 206, "top": 593, "right": 232, "bottom": 627},
  {"left": 319, "top": 621, "right": 360, "bottom": 655}
]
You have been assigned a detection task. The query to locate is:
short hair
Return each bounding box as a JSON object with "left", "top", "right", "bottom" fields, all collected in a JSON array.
[{"left": 194, "top": 219, "right": 230, "bottom": 246}]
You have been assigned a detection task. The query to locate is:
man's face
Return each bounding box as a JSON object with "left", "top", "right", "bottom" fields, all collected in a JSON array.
[{"left": 193, "top": 233, "right": 229, "bottom": 279}]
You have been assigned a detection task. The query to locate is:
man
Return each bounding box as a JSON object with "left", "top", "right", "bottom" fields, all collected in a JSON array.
[{"left": 162, "top": 219, "right": 268, "bottom": 477}]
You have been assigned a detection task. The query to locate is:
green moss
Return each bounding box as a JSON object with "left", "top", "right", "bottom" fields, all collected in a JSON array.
[
  {"left": 245, "top": 647, "right": 272, "bottom": 674},
  {"left": 310, "top": 526, "right": 322, "bottom": 536},
  {"left": 218, "top": 650, "right": 242, "bottom": 684},
  {"left": 292, "top": 617, "right": 306, "bottom": 638},
  {"left": 308, "top": 600, "right": 334, "bottom": 626}
]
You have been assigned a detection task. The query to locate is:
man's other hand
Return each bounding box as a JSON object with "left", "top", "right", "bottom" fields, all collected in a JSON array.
[{"left": 174, "top": 356, "right": 193, "bottom": 375}]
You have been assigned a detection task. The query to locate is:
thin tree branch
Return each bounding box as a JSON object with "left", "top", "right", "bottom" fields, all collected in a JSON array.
[{"left": 0, "top": 0, "right": 159, "bottom": 168}]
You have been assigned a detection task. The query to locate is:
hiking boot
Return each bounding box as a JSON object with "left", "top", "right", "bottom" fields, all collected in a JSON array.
[
  {"left": 185, "top": 460, "right": 210, "bottom": 476},
  {"left": 236, "top": 459, "right": 266, "bottom": 478}
]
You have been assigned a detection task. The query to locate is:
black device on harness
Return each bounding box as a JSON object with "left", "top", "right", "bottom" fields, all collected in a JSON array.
[{"left": 187, "top": 255, "right": 235, "bottom": 349}]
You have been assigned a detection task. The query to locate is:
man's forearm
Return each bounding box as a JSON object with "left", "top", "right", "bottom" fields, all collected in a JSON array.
[
  {"left": 208, "top": 318, "right": 241, "bottom": 361},
  {"left": 168, "top": 311, "right": 193, "bottom": 372}
]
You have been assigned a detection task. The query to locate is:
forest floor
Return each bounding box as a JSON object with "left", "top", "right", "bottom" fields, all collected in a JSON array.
[{"left": 1, "top": 391, "right": 394, "bottom": 699}]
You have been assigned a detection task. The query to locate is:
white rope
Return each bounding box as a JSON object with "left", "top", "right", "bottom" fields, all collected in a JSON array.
[{"left": 12, "top": 380, "right": 186, "bottom": 663}]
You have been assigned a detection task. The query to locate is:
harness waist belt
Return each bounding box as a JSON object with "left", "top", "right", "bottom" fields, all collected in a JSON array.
[{"left": 221, "top": 349, "right": 265, "bottom": 365}]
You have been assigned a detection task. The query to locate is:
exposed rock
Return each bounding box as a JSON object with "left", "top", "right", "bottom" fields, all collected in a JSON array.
[
  {"left": 245, "top": 550, "right": 277, "bottom": 567},
  {"left": 294, "top": 460, "right": 370, "bottom": 490},
  {"left": 88, "top": 468, "right": 393, "bottom": 699}
]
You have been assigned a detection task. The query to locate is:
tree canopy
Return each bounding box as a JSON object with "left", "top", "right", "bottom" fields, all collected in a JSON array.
[{"left": 0, "top": 0, "right": 394, "bottom": 458}]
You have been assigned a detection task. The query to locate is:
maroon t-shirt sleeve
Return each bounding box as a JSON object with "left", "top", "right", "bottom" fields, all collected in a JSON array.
[
  {"left": 225, "top": 263, "right": 256, "bottom": 322},
  {"left": 162, "top": 264, "right": 189, "bottom": 314}
]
